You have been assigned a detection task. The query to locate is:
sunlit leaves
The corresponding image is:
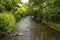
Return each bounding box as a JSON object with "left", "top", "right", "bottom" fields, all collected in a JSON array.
[
  {"left": 22, "top": 0, "right": 29, "bottom": 3},
  {"left": 20, "top": 7, "right": 27, "bottom": 13},
  {"left": 0, "top": 12, "right": 16, "bottom": 35},
  {"left": 17, "top": 3, "right": 29, "bottom": 15},
  {"left": 33, "top": 6, "right": 39, "bottom": 11},
  {"left": 46, "top": 0, "right": 55, "bottom": 4}
]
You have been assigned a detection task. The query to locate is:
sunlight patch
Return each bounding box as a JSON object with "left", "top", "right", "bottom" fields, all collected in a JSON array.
[{"left": 22, "top": 0, "right": 28, "bottom": 3}]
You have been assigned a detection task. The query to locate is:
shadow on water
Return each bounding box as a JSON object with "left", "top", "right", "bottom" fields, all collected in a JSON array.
[{"left": 0, "top": 16, "right": 60, "bottom": 40}]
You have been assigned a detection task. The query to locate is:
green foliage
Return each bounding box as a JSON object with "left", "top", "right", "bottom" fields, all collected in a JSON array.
[
  {"left": 0, "top": 0, "right": 21, "bottom": 12},
  {"left": 29, "top": 0, "right": 43, "bottom": 21},
  {"left": 0, "top": 0, "right": 60, "bottom": 35},
  {"left": 11, "top": 3, "right": 29, "bottom": 22},
  {"left": 18, "top": 4, "right": 29, "bottom": 16},
  {"left": 34, "top": 14, "right": 43, "bottom": 22},
  {"left": 0, "top": 12, "right": 16, "bottom": 36},
  {"left": 33, "top": 10, "right": 43, "bottom": 22},
  {"left": 29, "top": 0, "right": 44, "bottom": 5},
  {"left": 12, "top": 11, "right": 23, "bottom": 22},
  {"left": 44, "top": 8, "right": 60, "bottom": 23},
  {"left": 54, "top": 0, "right": 60, "bottom": 7}
]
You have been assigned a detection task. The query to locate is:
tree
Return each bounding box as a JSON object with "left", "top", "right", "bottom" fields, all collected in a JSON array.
[{"left": 0, "top": 0, "right": 21, "bottom": 12}]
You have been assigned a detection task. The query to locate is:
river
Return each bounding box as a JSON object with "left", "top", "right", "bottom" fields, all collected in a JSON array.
[{"left": 1, "top": 16, "right": 60, "bottom": 40}]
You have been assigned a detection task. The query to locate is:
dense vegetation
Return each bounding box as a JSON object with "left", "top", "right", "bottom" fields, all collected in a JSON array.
[
  {"left": 0, "top": 0, "right": 60, "bottom": 36},
  {"left": 0, "top": 12, "right": 16, "bottom": 36},
  {"left": 0, "top": 0, "right": 29, "bottom": 36},
  {"left": 29, "top": 0, "right": 60, "bottom": 31}
]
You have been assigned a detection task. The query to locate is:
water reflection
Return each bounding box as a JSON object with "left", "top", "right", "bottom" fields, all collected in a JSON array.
[{"left": 1, "top": 16, "right": 60, "bottom": 40}]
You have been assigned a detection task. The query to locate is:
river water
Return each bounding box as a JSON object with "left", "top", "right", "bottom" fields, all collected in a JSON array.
[{"left": 1, "top": 16, "right": 60, "bottom": 40}]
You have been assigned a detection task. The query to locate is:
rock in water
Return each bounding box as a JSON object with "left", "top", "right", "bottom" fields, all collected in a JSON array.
[{"left": 15, "top": 32, "right": 24, "bottom": 36}]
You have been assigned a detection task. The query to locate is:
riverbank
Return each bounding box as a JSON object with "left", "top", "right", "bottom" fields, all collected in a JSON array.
[
  {"left": 0, "top": 16, "right": 60, "bottom": 40},
  {"left": 42, "top": 20, "right": 60, "bottom": 32}
]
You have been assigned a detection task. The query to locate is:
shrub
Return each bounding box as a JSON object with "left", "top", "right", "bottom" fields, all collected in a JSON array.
[
  {"left": 33, "top": 10, "right": 43, "bottom": 22},
  {"left": 11, "top": 10, "right": 23, "bottom": 22},
  {"left": 0, "top": 13, "right": 16, "bottom": 36},
  {"left": 44, "top": 8, "right": 60, "bottom": 23},
  {"left": 11, "top": 7, "right": 28, "bottom": 22}
]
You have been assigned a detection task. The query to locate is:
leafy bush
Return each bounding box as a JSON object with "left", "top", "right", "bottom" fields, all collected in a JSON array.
[
  {"left": 12, "top": 6, "right": 28, "bottom": 22},
  {"left": 10, "top": 11, "right": 27, "bottom": 22},
  {"left": 0, "top": 12, "right": 16, "bottom": 36},
  {"left": 44, "top": 8, "right": 60, "bottom": 23},
  {"left": 0, "top": 0, "right": 21, "bottom": 12},
  {"left": 12, "top": 12, "right": 23, "bottom": 22},
  {"left": 33, "top": 10, "right": 43, "bottom": 22}
]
